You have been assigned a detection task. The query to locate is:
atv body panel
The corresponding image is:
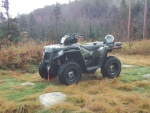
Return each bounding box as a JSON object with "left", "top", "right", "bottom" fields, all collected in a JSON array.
[{"left": 39, "top": 34, "right": 122, "bottom": 85}]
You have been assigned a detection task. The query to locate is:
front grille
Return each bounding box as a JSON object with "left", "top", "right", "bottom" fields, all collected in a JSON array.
[{"left": 44, "top": 53, "right": 51, "bottom": 60}]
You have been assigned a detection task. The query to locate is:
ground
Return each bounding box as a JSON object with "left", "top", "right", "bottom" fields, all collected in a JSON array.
[{"left": 0, "top": 54, "right": 150, "bottom": 113}]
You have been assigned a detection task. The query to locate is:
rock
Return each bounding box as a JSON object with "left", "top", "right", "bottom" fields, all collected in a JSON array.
[
  {"left": 20, "top": 82, "right": 35, "bottom": 86},
  {"left": 143, "top": 74, "right": 150, "bottom": 79},
  {"left": 39, "top": 92, "right": 66, "bottom": 107},
  {"left": 122, "top": 65, "right": 135, "bottom": 68}
]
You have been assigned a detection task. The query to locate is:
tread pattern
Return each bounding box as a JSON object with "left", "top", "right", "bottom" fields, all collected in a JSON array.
[
  {"left": 58, "top": 61, "right": 82, "bottom": 85},
  {"left": 101, "top": 56, "right": 121, "bottom": 78},
  {"left": 39, "top": 62, "right": 57, "bottom": 79}
]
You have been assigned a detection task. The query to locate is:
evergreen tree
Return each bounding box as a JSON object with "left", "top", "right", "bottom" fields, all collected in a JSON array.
[
  {"left": 51, "top": 3, "right": 61, "bottom": 43},
  {"left": 0, "top": 0, "right": 20, "bottom": 44},
  {"left": 89, "top": 24, "right": 95, "bottom": 41}
]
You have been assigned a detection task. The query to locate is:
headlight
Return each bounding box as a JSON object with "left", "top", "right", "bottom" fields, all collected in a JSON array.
[
  {"left": 58, "top": 50, "right": 64, "bottom": 56},
  {"left": 104, "top": 34, "right": 114, "bottom": 44}
]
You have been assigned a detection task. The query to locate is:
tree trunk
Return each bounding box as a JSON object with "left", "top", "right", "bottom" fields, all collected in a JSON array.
[
  {"left": 127, "top": 0, "right": 131, "bottom": 42},
  {"left": 143, "top": 0, "right": 148, "bottom": 39}
]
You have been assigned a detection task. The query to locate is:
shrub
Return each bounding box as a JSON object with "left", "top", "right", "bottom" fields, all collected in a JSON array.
[
  {"left": 0, "top": 41, "right": 47, "bottom": 71},
  {"left": 117, "top": 40, "right": 150, "bottom": 55}
]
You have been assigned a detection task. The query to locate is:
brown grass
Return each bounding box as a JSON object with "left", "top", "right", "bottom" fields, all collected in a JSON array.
[
  {"left": 117, "top": 83, "right": 134, "bottom": 91},
  {"left": 29, "top": 73, "right": 47, "bottom": 83},
  {"left": 88, "top": 101, "right": 112, "bottom": 113},
  {"left": 0, "top": 100, "right": 41, "bottom": 113},
  {"left": 111, "top": 53, "right": 150, "bottom": 66},
  {"left": 118, "top": 40, "right": 150, "bottom": 55},
  {"left": 19, "top": 93, "right": 41, "bottom": 102},
  {"left": 134, "top": 80, "right": 150, "bottom": 87},
  {"left": 0, "top": 40, "right": 150, "bottom": 113},
  {"left": 47, "top": 102, "right": 79, "bottom": 113},
  {"left": 11, "top": 85, "right": 25, "bottom": 91},
  {"left": 66, "top": 94, "right": 89, "bottom": 108}
]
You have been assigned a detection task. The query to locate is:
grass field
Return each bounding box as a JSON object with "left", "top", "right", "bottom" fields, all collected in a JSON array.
[{"left": 0, "top": 54, "right": 150, "bottom": 113}]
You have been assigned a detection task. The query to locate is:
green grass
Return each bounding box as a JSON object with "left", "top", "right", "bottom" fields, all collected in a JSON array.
[
  {"left": 0, "top": 64, "right": 150, "bottom": 113},
  {"left": 120, "top": 66, "right": 150, "bottom": 83}
]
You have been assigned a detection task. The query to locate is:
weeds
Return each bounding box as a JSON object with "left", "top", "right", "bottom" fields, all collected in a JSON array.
[
  {"left": 0, "top": 40, "right": 150, "bottom": 112},
  {"left": 117, "top": 39, "right": 150, "bottom": 56}
]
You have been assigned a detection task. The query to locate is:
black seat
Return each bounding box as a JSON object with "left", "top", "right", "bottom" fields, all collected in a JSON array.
[{"left": 81, "top": 45, "right": 99, "bottom": 51}]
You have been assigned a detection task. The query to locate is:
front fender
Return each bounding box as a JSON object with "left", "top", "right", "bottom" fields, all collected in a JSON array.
[
  {"left": 60, "top": 51, "right": 87, "bottom": 73},
  {"left": 97, "top": 46, "right": 108, "bottom": 66}
]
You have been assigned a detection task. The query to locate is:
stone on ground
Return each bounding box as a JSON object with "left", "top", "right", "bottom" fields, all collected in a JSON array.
[
  {"left": 20, "top": 82, "right": 35, "bottom": 86},
  {"left": 122, "top": 65, "right": 136, "bottom": 68},
  {"left": 39, "top": 92, "right": 66, "bottom": 107},
  {"left": 143, "top": 74, "right": 150, "bottom": 79}
]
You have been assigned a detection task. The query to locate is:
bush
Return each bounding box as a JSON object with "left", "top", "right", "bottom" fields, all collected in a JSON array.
[
  {"left": 117, "top": 40, "right": 150, "bottom": 55},
  {"left": 0, "top": 41, "right": 47, "bottom": 71}
]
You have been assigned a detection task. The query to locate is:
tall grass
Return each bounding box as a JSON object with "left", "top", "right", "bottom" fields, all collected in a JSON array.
[
  {"left": 117, "top": 39, "right": 150, "bottom": 55},
  {"left": 0, "top": 41, "right": 48, "bottom": 71},
  {"left": 0, "top": 40, "right": 150, "bottom": 112}
]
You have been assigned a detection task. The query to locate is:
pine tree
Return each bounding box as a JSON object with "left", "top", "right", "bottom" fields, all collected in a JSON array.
[
  {"left": 0, "top": 0, "right": 20, "bottom": 44},
  {"left": 51, "top": 3, "right": 61, "bottom": 43}
]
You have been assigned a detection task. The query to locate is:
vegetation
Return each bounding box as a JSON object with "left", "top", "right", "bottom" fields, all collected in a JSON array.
[
  {"left": 0, "top": 59, "right": 150, "bottom": 113},
  {"left": 0, "top": 0, "right": 150, "bottom": 112},
  {"left": 0, "top": 37, "right": 149, "bottom": 113},
  {"left": 116, "top": 39, "right": 150, "bottom": 56},
  {"left": 0, "top": 41, "right": 45, "bottom": 72},
  {"left": 0, "top": 0, "right": 150, "bottom": 45}
]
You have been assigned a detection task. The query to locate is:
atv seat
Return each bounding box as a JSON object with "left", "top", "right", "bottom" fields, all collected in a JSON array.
[{"left": 81, "top": 45, "right": 99, "bottom": 51}]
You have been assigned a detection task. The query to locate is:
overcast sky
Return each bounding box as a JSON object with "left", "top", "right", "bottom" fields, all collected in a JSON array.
[{"left": 8, "top": 0, "right": 72, "bottom": 17}]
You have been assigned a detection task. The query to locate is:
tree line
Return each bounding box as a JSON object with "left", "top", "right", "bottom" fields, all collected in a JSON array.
[{"left": 0, "top": 0, "right": 150, "bottom": 45}]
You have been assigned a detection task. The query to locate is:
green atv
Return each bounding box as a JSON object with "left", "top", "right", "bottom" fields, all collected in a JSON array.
[{"left": 39, "top": 34, "right": 122, "bottom": 85}]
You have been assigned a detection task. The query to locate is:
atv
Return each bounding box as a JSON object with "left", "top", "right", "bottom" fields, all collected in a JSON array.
[{"left": 39, "top": 34, "right": 122, "bottom": 85}]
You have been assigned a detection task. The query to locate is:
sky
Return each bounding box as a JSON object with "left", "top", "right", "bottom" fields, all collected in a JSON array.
[{"left": 7, "top": 0, "right": 72, "bottom": 17}]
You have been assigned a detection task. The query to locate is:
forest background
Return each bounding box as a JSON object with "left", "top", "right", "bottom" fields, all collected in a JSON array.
[{"left": 0, "top": 0, "right": 149, "bottom": 45}]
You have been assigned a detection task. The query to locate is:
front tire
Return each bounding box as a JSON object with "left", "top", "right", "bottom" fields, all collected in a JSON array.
[
  {"left": 58, "top": 61, "right": 82, "bottom": 85},
  {"left": 101, "top": 56, "right": 121, "bottom": 78},
  {"left": 39, "top": 62, "right": 58, "bottom": 79}
]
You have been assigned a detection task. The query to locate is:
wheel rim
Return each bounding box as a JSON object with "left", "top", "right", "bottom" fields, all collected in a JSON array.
[
  {"left": 66, "top": 68, "right": 78, "bottom": 82},
  {"left": 109, "top": 62, "right": 118, "bottom": 74}
]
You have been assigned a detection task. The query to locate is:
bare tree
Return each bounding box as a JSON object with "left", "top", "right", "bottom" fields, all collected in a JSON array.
[
  {"left": 127, "top": 0, "right": 132, "bottom": 42},
  {"left": 143, "top": 0, "right": 148, "bottom": 39},
  {"left": 2, "top": 0, "right": 9, "bottom": 19}
]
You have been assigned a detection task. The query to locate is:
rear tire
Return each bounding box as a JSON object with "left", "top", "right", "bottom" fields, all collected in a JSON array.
[
  {"left": 101, "top": 56, "right": 121, "bottom": 78},
  {"left": 39, "top": 62, "right": 57, "bottom": 79},
  {"left": 58, "top": 61, "right": 82, "bottom": 85}
]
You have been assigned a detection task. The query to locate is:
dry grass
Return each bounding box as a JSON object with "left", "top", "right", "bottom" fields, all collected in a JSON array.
[
  {"left": 1, "top": 102, "right": 41, "bottom": 113},
  {"left": 0, "top": 40, "right": 150, "bottom": 113},
  {"left": 134, "top": 80, "right": 150, "bottom": 87},
  {"left": 19, "top": 93, "right": 41, "bottom": 102},
  {"left": 29, "top": 73, "right": 47, "bottom": 83},
  {"left": 118, "top": 40, "right": 150, "bottom": 55},
  {"left": 46, "top": 102, "right": 79, "bottom": 113},
  {"left": 66, "top": 94, "right": 89, "bottom": 108},
  {"left": 11, "top": 85, "right": 25, "bottom": 91},
  {"left": 111, "top": 53, "right": 150, "bottom": 66},
  {"left": 0, "top": 69, "right": 150, "bottom": 113}
]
